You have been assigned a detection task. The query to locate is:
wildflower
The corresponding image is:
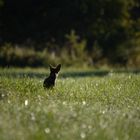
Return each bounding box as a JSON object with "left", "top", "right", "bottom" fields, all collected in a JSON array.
[
  {"left": 25, "top": 99, "right": 29, "bottom": 106},
  {"left": 82, "top": 101, "right": 86, "bottom": 105},
  {"left": 62, "top": 101, "right": 67, "bottom": 105},
  {"left": 80, "top": 132, "right": 86, "bottom": 139},
  {"left": 44, "top": 128, "right": 50, "bottom": 134}
]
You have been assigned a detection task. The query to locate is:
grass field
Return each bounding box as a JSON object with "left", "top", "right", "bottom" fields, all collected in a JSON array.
[{"left": 0, "top": 68, "right": 140, "bottom": 140}]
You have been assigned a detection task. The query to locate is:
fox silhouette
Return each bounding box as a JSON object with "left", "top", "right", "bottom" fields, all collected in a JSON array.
[{"left": 43, "top": 64, "right": 61, "bottom": 88}]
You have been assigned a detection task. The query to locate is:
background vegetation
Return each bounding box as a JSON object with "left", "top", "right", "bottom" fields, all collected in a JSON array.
[{"left": 0, "top": 0, "right": 140, "bottom": 67}]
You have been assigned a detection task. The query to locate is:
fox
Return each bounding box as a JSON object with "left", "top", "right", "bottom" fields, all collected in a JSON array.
[{"left": 43, "top": 64, "right": 61, "bottom": 89}]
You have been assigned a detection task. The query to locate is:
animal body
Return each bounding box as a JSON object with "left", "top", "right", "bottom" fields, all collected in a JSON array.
[{"left": 43, "top": 64, "right": 61, "bottom": 89}]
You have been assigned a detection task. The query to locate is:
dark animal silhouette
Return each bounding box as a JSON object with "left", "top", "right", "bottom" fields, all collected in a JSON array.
[{"left": 43, "top": 64, "right": 61, "bottom": 88}]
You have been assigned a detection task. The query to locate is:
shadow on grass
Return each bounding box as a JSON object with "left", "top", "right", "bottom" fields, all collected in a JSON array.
[
  {"left": 61, "top": 69, "right": 140, "bottom": 78},
  {"left": 0, "top": 71, "right": 45, "bottom": 78},
  {"left": 0, "top": 69, "right": 140, "bottom": 79},
  {"left": 61, "top": 70, "right": 109, "bottom": 78}
]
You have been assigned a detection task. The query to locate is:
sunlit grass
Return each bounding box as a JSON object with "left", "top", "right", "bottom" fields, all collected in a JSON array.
[{"left": 0, "top": 68, "right": 140, "bottom": 140}]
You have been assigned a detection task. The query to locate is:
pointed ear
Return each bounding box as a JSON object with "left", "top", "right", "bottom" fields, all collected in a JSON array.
[
  {"left": 56, "top": 64, "right": 61, "bottom": 72},
  {"left": 49, "top": 64, "right": 53, "bottom": 70}
]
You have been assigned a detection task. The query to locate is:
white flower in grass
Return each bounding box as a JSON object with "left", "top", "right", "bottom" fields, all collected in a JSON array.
[
  {"left": 44, "top": 128, "right": 50, "bottom": 134},
  {"left": 128, "top": 75, "right": 132, "bottom": 79},
  {"left": 25, "top": 99, "right": 29, "bottom": 106},
  {"left": 7, "top": 100, "right": 11, "bottom": 104},
  {"left": 80, "top": 132, "right": 86, "bottom": 139},
  {"left": 102, "top": 110, "right": 106, "bottom": 114},
  {"left": 62, "top": 101, "right": 67, "bottom": 105},
  {"left": 82, "top": 101, "right": 86, "bottom": 105},
  {"left": 88, "top": 125, "right": 92, "bottom": 130},
  {"left": 1, "top": 94, "right": 5, "bottom": 97},
  {"left": 95, "top": 83, "right": 98, "bottom": 87}
]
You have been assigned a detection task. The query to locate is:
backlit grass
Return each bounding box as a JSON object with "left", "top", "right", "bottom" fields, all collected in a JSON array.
[{"left": 0, "top": 68, "right": 140, "bottom": 140}]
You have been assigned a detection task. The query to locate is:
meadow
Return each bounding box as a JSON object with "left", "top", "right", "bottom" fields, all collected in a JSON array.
[{"left": 0, "top": 68, "right": 140, "bottom": 140}]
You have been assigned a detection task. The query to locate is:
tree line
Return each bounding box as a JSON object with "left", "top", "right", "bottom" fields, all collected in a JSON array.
[{"left": 0, "top": 0, "right": 140, "bottom": 67}]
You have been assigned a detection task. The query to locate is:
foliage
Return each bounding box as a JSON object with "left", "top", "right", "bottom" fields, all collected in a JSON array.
[
  {"left": 0, "top": 43, "right": 44, "bottom": 67},
  {"left": 0, "top": 0, "right": 140, "bottom": 67},
  {"left": 116, "top": 35, "right": 140, "bottom": 67},
  {"left": 65, "top": 30, "right": 87, "bottom": 63},
  {"left": 0, "top": 0, "right": 139, "bottom": 44},
  {"left": 0, "top": 43, "right": 89, "bottom": 67},
  {"left": 0, "top": 68, "right": 140, "bottom": 140},
  {"left": 0, "top": 42, "right": 140, "bottom": 68},
  {"left": 0, "top": 0, "right": 3, "bottom": 7}
]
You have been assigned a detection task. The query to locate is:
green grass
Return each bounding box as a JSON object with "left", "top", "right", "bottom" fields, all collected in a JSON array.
[{"left": 0, "top": 68, "right": 140, "bottom": 140}]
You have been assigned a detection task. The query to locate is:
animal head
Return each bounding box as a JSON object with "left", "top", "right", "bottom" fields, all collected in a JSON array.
[
  {"left": 43, "top": 64, "right": 61, "bottom": 89},
  {"left": 49, "top": 64, "right": 61, "bottom": 74}
]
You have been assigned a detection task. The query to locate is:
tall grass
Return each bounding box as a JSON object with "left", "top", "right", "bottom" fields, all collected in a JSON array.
[{"left": 0, "top": 68, "right": 140, "bottom": 140}]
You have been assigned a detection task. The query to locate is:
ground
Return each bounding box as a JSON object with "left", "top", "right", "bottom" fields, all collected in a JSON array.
[{"left": 0, "top": 68, "right": 140, "bottom": 140}]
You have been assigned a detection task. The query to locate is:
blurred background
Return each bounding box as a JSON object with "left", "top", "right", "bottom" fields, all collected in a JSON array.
[{"left": 0, "top": 0, "right": 140, "bottom": 68}]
